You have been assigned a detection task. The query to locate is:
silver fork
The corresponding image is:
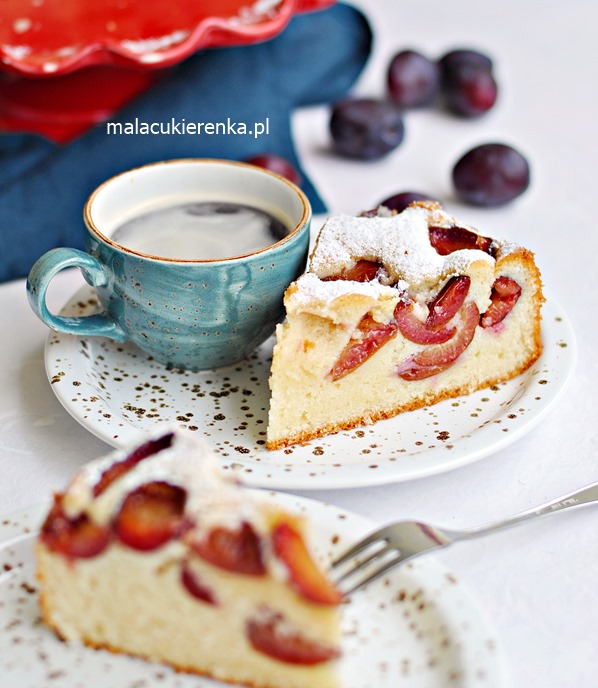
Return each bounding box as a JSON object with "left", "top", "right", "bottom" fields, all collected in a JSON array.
[{"left": 331, "top": 481, "right": 598, "bottom": 596}]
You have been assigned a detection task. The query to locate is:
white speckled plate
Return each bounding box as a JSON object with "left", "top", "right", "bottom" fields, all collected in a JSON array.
[
  {"left": 45, "top": 287, "right": 576, "bottom": 489},
  {"left": 0, "top": 494, "right": 505, "bottom": 688}
]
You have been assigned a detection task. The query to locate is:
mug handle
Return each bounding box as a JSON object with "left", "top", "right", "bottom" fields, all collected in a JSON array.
[{"left": 26, "top": 248, "right": 127, "bottom": 341}]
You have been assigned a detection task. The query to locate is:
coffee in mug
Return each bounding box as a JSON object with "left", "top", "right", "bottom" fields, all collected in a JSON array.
[{"left": 110, "top": 201, "right": 289, "bottom": 260}]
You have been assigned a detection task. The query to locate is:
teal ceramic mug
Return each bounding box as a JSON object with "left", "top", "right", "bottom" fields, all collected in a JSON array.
[{"left": 27, "top": 159, "right": 311, "bottom": 370}]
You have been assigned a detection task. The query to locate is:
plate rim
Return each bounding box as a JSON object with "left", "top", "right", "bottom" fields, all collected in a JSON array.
[{"left": 44, "top": 287, "right": 577, "bottom": 490}]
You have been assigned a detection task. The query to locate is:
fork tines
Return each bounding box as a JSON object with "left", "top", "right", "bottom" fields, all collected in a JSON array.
[{"left": 330, "top": 527, "right": 402, "bottom": 596}]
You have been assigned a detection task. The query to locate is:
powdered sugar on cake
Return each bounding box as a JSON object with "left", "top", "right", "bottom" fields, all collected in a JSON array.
[
  {"left": 290, "top": 272, "right": 408, "bottom": 308},
  {"left": 62, "top": 428, "right": 266, "bottom": 533},
  {"left": 310, "top": 205, "right": 497, "bottom": 290}
]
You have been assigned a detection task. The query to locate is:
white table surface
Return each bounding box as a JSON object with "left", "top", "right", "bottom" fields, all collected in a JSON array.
[{"left": 1, "top": 1, "right": 597, "bottom": 687}]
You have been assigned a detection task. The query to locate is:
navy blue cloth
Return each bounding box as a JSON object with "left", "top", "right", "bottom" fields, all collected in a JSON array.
[{"left": 0, "top": 4, "right": 371, "bottom": 282}]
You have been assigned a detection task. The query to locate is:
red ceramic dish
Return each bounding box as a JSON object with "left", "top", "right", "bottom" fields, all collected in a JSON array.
[
  {"left": 0, "top": 67, "right": 170, "bottom": 142},
  {"left": 0, "top": 0, "right": 333, "bottom": 75},
  {"left": 0, "top": 0, "right": 334, "bottom": 142}
]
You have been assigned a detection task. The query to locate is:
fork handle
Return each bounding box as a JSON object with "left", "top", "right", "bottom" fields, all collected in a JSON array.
[{"left": 461, "top": 481, "right": 598, "bottom": 538}]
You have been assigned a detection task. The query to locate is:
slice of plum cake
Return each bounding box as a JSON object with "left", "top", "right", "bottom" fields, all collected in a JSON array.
[
  {"left": 267, "top": 202, "right": 543, "bottom": 449},
  {"left": 36, "top": 428, "right": 343, "bottom": 688}
]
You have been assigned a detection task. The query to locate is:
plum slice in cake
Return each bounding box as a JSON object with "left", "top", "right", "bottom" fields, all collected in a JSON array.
[
  {"left": 267, "top": 202, "right": 543, "bottom": 449},
  {"left": 36, "top": 428, "right": 342, "bottom": 688}
]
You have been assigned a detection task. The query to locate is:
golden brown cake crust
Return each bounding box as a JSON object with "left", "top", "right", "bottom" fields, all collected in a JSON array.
[{"left": 266, "top": 354, "right": 541, "bottom": 450}]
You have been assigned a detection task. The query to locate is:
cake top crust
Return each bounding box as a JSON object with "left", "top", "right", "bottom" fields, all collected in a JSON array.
[
  {"left": 62, "top": 427, "right": 265, "bottom": 532},
  {"left": 309, "top": 204, "right": 498, "bottom": 290},
  {"left": 289, "top": 271, "right": 406, "bottom": 307}
]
